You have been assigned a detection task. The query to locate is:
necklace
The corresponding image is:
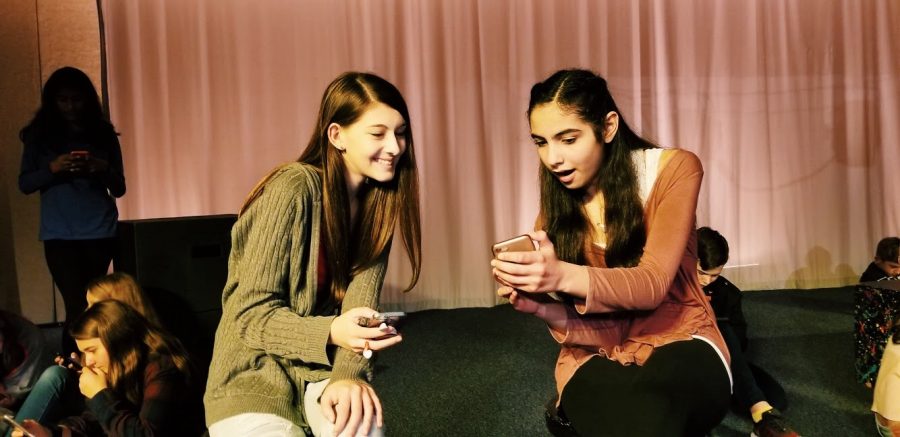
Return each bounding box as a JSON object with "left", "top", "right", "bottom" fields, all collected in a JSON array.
[{"left": 584, "top": 192, "right": 607, "bottom": 246}]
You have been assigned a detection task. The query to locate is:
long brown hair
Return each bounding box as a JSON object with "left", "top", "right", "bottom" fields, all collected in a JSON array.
[
  {"left": 528, "top": 69, "right": 656, "bottom": 267},
  {"left": 240, "top": 72, "right": 421, "bottom": 303},
  {"left": 86, "top": 272, "right": 160, "bottom": 326},
  {"left": 70, "top": 300, "right": 191, "bottom": 405}
]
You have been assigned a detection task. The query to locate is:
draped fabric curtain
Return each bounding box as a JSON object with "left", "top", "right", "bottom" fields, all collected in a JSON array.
[{"left": 101, "top": 0, "right": 899, "bottom": 311}]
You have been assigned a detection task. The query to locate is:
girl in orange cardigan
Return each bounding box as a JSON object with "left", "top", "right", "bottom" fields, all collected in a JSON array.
[{"left": 493, "top": 69, "right": 731, "bottom": 436}]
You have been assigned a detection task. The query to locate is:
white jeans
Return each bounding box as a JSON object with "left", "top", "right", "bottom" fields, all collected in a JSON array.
[
  {"left": 208, "top": 413, "right": 305, "bottom": 437},
  {"left": 208, "top": 379, "right": 384, "bottom": 437}
]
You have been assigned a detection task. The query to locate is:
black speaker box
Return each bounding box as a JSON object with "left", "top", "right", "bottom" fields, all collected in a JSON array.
[{"left": 114, "top": 214, "right": 236, "bottom": 369}]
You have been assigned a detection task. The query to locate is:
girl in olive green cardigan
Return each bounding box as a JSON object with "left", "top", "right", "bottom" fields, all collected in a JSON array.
[{"left": 205, "top": 72, "right": 421, "bottom": 437}]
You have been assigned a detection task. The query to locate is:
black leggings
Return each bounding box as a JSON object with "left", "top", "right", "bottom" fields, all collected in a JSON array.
[
  {"left": 43, "top": 238, "right": 115, "bottom": 354},
  {"left": 718, "top": 322, "right": 787, "bottom": 413},
  {"left": 560, "top": 339, "right": 731, "bottom": 437}
]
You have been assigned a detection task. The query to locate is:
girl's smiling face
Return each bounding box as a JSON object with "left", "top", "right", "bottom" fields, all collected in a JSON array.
[{"left": 329, "top": 102, "right": 408, "bottom": 191}]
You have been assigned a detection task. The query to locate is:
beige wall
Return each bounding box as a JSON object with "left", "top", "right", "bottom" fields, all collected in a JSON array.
[{"left": 0, "top": 0, "right": 101, "bottom": 323}]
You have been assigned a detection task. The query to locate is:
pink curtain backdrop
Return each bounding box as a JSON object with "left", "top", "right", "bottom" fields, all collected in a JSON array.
[{"left": 101, "top": 0, "right": 900, "bottom": 310}]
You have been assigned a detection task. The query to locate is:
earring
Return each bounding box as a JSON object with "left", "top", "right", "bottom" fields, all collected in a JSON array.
[{"left": 334, "top": 144, "right": 346, "bottom": 153}]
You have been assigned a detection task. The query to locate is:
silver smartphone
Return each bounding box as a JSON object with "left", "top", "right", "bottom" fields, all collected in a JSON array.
[
  {"left": 2, "top": 415, "right": 36, "bottom": 437},
  {"left": 492, "top": 235, "right": 536, "bottom": 257}
]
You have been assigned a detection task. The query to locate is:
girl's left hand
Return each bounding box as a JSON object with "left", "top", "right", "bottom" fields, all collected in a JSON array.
[
  {"left": 86, "top": 156, "right": 109, "bottom": 173},
  {"left": 498, "top": 286, "right": 568, "bottom": 331},
  {"left": 319, "top": 379, "right": 383, "bottom": 437},
  {"left": 78, "top": 366, "right": 108, "bottom": 399},
  {"left": 492, "top": 230, "right": 567, "bottom": 294}
]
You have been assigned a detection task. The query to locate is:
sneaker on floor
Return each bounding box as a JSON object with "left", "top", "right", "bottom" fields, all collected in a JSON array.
[{"left": 751, "top": 409, "right": 800, "bottom": 437}]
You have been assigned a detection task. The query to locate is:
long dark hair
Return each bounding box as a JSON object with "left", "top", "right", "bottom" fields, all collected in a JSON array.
[
  {"left": 241, "top": 72, "right": 421, "bottom": 303},
  {"left": 528, "top": 69, "right": 656, "bottom": 267},
  {"left": 70, "top": 300, "right": 191, "bottom": 405},
  {"left": 19, "top": 67, "right": 114, "bottom": 147}
]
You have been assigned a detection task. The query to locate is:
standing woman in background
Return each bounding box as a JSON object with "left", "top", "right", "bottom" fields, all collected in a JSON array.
[
  {"left": 18, "top": 66, "right": 126, "bottom": 355},
  {"left": 492, "top": 69, "right": 731, "bottom": 436},
  {"left": 205, "top": 72, "right": 421, "bottom": 437}
]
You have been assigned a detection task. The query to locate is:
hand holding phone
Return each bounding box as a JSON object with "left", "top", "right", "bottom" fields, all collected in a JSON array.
[
  {"left": 492, "top": 234, "right": 562, "bottom": 302},
  {"left": 2, "top": 415, "right": 36, "bottom": 437},
  {"left": 491, "top": 235, "right": 536, "bottom": 258},
  {"left": 70, "top": 150, "right": 89, "bottom": 159},
  {"left": 356, "top": 311, "right": 405, "bottom": 327},
  {"left": 374, "top": 311, "right": 405, "bottom": 326},
  {"left": 56, "top": 353, "right": 82, "bottom": 372},
  {"left": 60, "top": 150, "right": 90, "bottom": 174}
]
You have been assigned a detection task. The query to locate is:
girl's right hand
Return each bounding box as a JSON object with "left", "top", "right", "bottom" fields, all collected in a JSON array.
[
  {"left": 50, "top": 153, "right": 88, "bottom": 174},
  {"left": 329, "top": 307, "right": 402, "bottom": 355},
  {"left": 78, "top": 366, "right": 108, "bottom": 399}
]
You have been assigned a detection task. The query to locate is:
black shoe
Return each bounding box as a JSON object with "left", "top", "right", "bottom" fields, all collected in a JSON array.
[
  {"left": 751, "top": 409, "right": 800, "bottom": 437},
  {"left": 545, "top": 397, "right": 579, "bottom": 437}
]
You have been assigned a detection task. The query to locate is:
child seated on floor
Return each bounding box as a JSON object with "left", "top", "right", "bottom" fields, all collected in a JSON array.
[
  {"left": 11, "top": 301, "right": 201, "bottom": 437},
  {"left": 860, "top": 237, "right": 900, "bottom": 282},
  {"left": 697, "top": 227, "right": 799, "bottom": 437},
  {"left": 10, "top": 272, "right": 190, "bottom": 433},
  {"left": 0, "top": 310, "right": 47, "bottom": 421}
]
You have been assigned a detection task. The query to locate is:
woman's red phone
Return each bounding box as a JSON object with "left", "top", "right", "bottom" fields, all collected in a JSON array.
[
  {"left": 2, "top": 414, "right": 36, "bottom": 437},
  {"left": 491, "top": 235, "right": 536, "bottom": 257},
  {"left": 69, "top": 150, "right": 90, "bottom": 160}
]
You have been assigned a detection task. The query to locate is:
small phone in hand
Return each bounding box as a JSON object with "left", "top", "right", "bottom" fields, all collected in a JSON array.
[
  {"left": 492, "top": 235, "right": 562, "bottom": 302},
  {"left": 58, "top": 354, "right": 83, "bottom": 371},
  {"left": 70, "top": 150, "right": 90, "bottom": 160},
  {"left": 374, "top": 311, "right": 405, "bottom": 326},
  {"left": 356, "top": 312, "right": 405, "bottom": 328},
  {"left": 491, "top": 235, "right": 536, "bottom": 257},
  {"left": 2, "top": 414, "right": 36, "bottom": 437}
]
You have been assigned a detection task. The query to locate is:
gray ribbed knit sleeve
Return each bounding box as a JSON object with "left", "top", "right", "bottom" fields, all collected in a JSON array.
[
  {"left": 224, "top": 168, "right": 334, "bottom": 365},
  {"left": 330, "top": 254, "right": 388, "bottom": 382}
]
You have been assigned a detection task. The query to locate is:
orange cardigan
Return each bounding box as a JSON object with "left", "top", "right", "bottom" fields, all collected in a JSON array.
[{"left": 543, "top": 150, "right": 730, "bottom": 397}]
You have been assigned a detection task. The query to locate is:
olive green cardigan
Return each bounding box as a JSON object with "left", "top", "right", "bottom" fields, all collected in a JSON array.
[{"left": 204, "top": 163, "right": 387, "bottom": 429}]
